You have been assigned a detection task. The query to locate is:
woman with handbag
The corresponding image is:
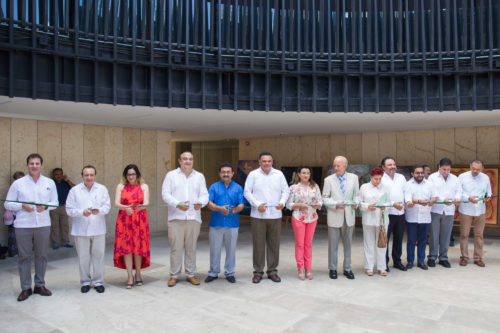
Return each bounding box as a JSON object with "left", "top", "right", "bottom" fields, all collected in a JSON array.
[{"left": 358, "top": 167, "right": 392, "bottom": 276}]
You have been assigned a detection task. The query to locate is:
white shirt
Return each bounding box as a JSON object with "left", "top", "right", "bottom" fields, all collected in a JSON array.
[
  {"left": 66, "top": 182, "right": 111, "bottom": 236},
  {"left": 381, "top": 172, "right": 406, "bottom": 216},
  {"left": 161, "top": 168, "right": 209, "bottom": 223},
  {"left": 458, "top": 171, "right": 492, "bottom": 216},
  {"left": 404, "top": 178, "right": 436, "bottom": 223},
  {"left": 244, "top": 167, "right": 289, "bottom": 219},
  {"left": 428, "top": 171, "right": 462, "bottom": 216},
  {"left": 4, "top": 175, "right": 58, "bottom": 228},
  {"left": 358, "top": 182, "right": 391, "bottom": 226}
]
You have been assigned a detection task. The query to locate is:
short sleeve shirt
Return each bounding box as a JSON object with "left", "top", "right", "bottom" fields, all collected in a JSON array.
[{"left": 208, "top": 181, "right": 245, "bottom": 228}]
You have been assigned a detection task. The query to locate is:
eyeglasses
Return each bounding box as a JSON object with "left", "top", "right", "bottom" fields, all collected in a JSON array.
[{"left": 126, "top": 173, "right": 137, "bottom": 177}]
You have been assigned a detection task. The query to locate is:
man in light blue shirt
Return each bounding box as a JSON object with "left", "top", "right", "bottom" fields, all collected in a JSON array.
[{"left": 206, "top": 163, "right": 245, "bottom": 283}]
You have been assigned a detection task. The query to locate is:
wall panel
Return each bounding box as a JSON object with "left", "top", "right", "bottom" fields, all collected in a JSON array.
[
  {"left": 434, "top": 129, "right": 455, "bottom": 165},
  {"left": 396, "top": 131, "right": 416, "bottom": 166},
  {"left": 123, "top": 128, "right": 141, "bottom": 167},
  {"left": 345, "top": 133, "right": 362, "bottom": 164},
  {"left": 455, "top": 127, "right": 476, "bottom": 165},
  {"left": 477, "top": 126, "right": 499, "bottom": 164},
  {"left": 415, "top": 130, "right": 435, "bottom": 169},
  {"left": 62, "top": 123, "right": 84, "bottom": 184},
  {"left": 362, "top": 132, "right": 379, "bottom": 166},
  {"left": 83, "top": 125, "right": 105, "bottom": 175},
  {"left": 37, "top": 121, "right": 61, "bottom": 177},
  {"left": 11, "top": 118, "right": 37, "bottom": 173}
]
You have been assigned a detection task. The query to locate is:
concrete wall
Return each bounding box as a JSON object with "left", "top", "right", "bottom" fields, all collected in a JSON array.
[
  {"left": 239, "top": 126, "right": 500, "bottom": 172},
  {"left": 0, "top": 117, "right": 172, "bottom": 244}
]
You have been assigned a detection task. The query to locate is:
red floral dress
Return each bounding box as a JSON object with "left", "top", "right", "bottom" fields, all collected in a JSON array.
[{"left": 113, "top": 184, "right": 150, "bottom": 269}]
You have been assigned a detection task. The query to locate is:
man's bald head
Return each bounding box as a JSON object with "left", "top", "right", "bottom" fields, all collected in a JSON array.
[{"left": 333, "top": 156, "right": 348, "bottom": 176}]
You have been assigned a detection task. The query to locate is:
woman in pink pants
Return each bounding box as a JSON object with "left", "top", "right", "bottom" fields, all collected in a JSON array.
[{"left": 286, "top": 167, "right": 323, "bottom": 280}]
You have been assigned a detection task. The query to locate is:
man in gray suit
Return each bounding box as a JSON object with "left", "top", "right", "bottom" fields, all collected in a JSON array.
[{"left": 322, "top": 156, "right": 359, "bottom": 280}]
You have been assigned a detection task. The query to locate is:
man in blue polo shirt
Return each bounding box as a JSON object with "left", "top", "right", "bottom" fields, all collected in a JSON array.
[{"left": 205, "top": 162, "right": 245, "bottom": 283}]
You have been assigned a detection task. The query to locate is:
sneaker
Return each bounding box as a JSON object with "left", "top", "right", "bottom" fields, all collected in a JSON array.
[
  {"left": 63, "top": 243, "right": 74, "bottom": 248},
  {"left": 52, "top": 244, "right": 60, "bottom": 250}
]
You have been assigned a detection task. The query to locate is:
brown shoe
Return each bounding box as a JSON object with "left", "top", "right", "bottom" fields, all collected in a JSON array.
[
  {"left": 459, "top": 258, "right": 468, "bottom": 266},
  {"left": 167, "top": 278, "right": 178, "bottom": 287},
  {"left": 17, "top": 288, "right": 32, "bottom": 302},
  {"left": 474, "top": 260, "right": 485, "bottom": 267},
  {"left": 252, "top": 275, "right": 262, "bottom": 284},
  {"left": 186, "top": 276, "right": 200, "bottom": 285},
  {"left": 33, "top": 286, "right": 52, "bottom": 296},
  {"left": 268, "top": 274, "right": 281, "bottom": 283}
]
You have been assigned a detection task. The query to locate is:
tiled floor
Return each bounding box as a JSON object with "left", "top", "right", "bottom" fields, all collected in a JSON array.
[{"left": 2, "top": 222, "right": 500, "bottom": 333}]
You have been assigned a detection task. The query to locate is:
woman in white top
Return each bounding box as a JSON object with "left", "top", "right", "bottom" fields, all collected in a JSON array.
[
  {"left": 358, "top": 167, "right": 392, "bottom": 276},
  {"left": 285, "top": 167, "right": 323, "bottom": 280}
]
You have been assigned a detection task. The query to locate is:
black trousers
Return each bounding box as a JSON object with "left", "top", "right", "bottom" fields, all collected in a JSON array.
[{"left": 386, "top": 214, "right": 406, "bottom": 265}]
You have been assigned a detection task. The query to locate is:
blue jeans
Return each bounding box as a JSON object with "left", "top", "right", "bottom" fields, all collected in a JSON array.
[
  {"left": 208, "top": 227, "right": 239, "bottom": 277},
  {"left": 406, "top": 222, "right": 430, "bottom": 264}
]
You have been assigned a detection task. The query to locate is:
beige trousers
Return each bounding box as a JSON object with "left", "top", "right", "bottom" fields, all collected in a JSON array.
[
  {"left": 459, "top": 214, "right": 485, "bottom": 261},
  {"left": 167, "top": 219, "right": 201, "bottom": 278}
]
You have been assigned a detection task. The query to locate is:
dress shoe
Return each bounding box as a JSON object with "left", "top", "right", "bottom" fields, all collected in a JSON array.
[
  {"left": 17, "top": 288, "right": 32, "bottom": 302},
  {"left": 438, "top": 260, "right": 451, "bottom": 268},
  {"left": 329, "top": 270, "right": 337, "bottom": 279},
  {"left": 81, "top": 285, "right": 90, "bottom": 293},
  {"left": 417, "top": 263, "right": 428, "bottom": 270},
  {"left": 343, "top": 271, "right": 355, "bottom": 279},
  {"left": 204, "top": 276, "right": 218, "bottom": 283},
  {"left": 226, "top": 276, "right": 236, "bottom": 283},
  {"left": 268, "top": 274, "right": 281, "bottom": 283},
  {"left": 394, "top": 262, "right": 407, "bottom": 271},
  {"left": 94, "top": 285, "right": 105, "bottom": 293},
  {"left": 459, "top": 258, "right": 468, "bottom": 266},
  {"left": 474, "top": 260, "right": 486, "bottom": 267},
  {"left": 427, "top": 259, "right": 436, "bottom": 267},
  {"left": 34, "top": 286, "right": 52, "bottom": 296},
  {"left": 386, "top": 266, "right": 390, "bottom": 272},
  {"left": 167, "top": 278, "right": 178, "bottom": 287},
  {"left": 406, "top": 262, "right": 413, "bottom": 269},
  {"left": 63, "top": 243, "right": 74, "bottom": 248},
  {"left": 187, "top": 277, "right": 201, "bottom": 285},
  {"left": 252, "top": 275, "right": 262, "bottom": 284}
]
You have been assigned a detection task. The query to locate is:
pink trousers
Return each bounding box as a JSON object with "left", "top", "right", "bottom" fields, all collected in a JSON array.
[{"left": 292, "top": 217, "right": 318, "bottom": 270}]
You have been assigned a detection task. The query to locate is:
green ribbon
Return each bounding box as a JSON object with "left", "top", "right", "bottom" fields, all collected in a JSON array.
[
  {"left": 1, "top": 199, "right": 64, "bottom": 209},
  {"left": 1, "top": 199, "right": 150, "bottom": 210},
  {"left": 415, "top": 194, "right": 499, "bottom": 205}
]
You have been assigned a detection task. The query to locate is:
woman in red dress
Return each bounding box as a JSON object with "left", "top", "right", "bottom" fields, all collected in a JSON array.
[{"left": 114, "top": 164, "right": 150, "bottom": 288}]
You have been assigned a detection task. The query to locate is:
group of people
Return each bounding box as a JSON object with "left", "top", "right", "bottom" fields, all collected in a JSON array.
[
  {"left": 3, "top": 151, "right": 492, "bottom": 302},
  {"left": 4, "top": 154, "right": 151, "bottom": 301}
]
